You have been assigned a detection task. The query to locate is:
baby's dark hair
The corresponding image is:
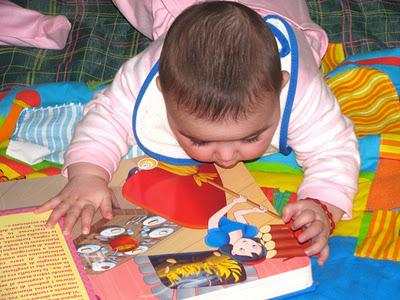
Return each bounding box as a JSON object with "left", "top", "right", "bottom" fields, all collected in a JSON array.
[{"left": 159, "top": 1, "right": 282, "bottom": 122}]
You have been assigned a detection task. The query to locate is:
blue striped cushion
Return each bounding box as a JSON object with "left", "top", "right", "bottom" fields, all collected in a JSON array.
[
  {"left": 10, "top": 103, "right": 142, "bottom": 164},
  {"left": 11, "top": 103, "right": 84, "bottom": 164}
]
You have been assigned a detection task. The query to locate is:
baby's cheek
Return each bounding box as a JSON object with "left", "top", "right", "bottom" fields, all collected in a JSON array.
[
  {"left": 240, "top": 144, "right": 269, "bottom": 161},
  {"left": 183, "top": 146, "right": 214, "bottom": 162}
]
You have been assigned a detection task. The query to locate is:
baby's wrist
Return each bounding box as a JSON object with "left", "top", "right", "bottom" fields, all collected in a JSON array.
[
  {"left": 301, "top": 198, "right": 336, "bottom": 235},
  {"left": 67, "top": 163, "right": 110, "bottom": 183}
]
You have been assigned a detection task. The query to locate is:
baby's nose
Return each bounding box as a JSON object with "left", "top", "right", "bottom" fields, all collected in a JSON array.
[{"left": 214, "top": 145, "right": 238, "bottom": 167}]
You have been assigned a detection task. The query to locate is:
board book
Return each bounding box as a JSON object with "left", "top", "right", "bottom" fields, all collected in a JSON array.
[
  {"left": 0, "top": 207, "right": 96, "bottom": 300},
  {"left": 72, "top": 157, "right": 314, "bottom": 300}
]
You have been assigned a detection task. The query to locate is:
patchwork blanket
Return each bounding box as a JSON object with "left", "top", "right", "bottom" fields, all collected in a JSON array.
[{"left": 0, "top": 1, "right": 399, "bottom": 299}]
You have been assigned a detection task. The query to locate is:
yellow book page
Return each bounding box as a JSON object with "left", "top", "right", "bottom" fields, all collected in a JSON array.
[{"left": 0, "top": 211, "right": 91, "bottom": 300}]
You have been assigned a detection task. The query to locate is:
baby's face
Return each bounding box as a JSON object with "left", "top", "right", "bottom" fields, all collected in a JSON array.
[{"left": 166, "top": 98, "right": 280, "bottom": 168}]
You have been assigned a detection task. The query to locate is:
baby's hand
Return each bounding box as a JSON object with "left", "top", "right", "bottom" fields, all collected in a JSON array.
[
  {"left": 34, "top": 174, "right": 116, "bottom": 235},
  {"left": 282, "top": 199, "right": 334, "bottom": 266}
]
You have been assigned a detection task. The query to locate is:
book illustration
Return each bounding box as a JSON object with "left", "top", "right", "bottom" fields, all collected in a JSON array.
[
  {"left": 124, "top": 193, "right": 305, "bottom": 299},
  {"left": 0, "top": 157, "right": 313, "bottom": 300},
  {"left": 0, "top": 208, "right": 96, "bottom": 300},
  {"left": 74, "top": 158, "right": 304, "bottom": 277},
  {"left": 204, "top": 195, "right": 270, "bottom": 264},
  {"left": 147, "top": 251, "right": 247, "bottom": 289},
  {"left": 122, "top": 158, "right": 280, "bottom": 229},
  {"left": 73, "top": 209, "right": 181, "bottom": 274},
  {"left": 122, "top": 158, "right": 228, "bottom": 229}
]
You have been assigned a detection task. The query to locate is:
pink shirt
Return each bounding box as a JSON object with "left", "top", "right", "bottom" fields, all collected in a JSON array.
[{"left": 64, "top": 0, "right": 360, "bottom": 218}]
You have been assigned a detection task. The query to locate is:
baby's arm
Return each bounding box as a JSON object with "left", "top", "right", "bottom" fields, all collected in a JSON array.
[
  {"left": 288, "top": 74, "right": 360, "bottom": 216},
  {"left": 284, "top": 74, "right": 360, "bottom": 264},
  {"left": 35, "top": 41, "right": 162, "bottom": 234}
]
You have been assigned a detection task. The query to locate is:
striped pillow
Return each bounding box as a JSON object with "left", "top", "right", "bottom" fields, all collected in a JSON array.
[
  {"left": 9, "top": 103, "right": 84, "bottom": 164},
  {"left": 8, "top": 103, "right": 142, "bottom": 165}
]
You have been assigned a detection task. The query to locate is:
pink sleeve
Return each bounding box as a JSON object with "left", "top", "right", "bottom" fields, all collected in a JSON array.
[
  {"left": 113, "top": 0, "right": 327, "bottom": 66},
  {"left": 0, "top": 0, "right": 70, "bottom": 49},
  {"left": 63, "top": 38, "right": 163, "bottom": 179},
  {"left": 288, "top": 75, "right": 360, "bottom": 219},
  {"left": 112, "top": 0, "right": 197, "bottom": 40}
]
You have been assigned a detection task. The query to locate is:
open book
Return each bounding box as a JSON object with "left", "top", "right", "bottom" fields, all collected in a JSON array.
[
  {"left": 0, "top": 207, "right": 96, "bottom": 300},
  {"left": 73, "top": 157, "right": 314, "bottom": 299}
]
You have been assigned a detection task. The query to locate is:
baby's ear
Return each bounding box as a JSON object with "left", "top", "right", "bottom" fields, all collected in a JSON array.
[
  {"left": 281, "top": 71, "right": 290, "bottom": 89},
  {"left": 156, "top": 76, "right": 162, "bottom": 92}
]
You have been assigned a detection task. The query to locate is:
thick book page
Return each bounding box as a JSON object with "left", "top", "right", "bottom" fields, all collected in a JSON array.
[
  {"left": 72, "top": 157, "right": 312, "bottom": 300},
  {"left": 0, "top": 208, "right": 96, "bottom": 300}
]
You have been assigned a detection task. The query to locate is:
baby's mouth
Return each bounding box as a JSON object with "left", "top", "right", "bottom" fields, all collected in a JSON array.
[{"left": 215, "top": 161, "right": 238, "bottom": 169}]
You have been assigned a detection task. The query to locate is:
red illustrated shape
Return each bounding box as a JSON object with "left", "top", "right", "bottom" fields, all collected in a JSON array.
[
  {"left": 122, "top": 164, "right": 227, "bottom": 229},
  {"left": 109, "top": 235, "right": 139, "bottom": 252}
]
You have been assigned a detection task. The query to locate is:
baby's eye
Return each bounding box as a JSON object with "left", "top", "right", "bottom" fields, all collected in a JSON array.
[
  {"left": 190, "top": 140, "right": 209, "bottom": 147},
  {"left": 243, "top": 135, "right": 260, "bottom": 143}
]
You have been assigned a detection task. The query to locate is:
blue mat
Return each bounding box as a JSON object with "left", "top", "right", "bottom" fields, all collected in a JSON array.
[{"left": 292, "top": 237, "right": 400, "bottom": 299}]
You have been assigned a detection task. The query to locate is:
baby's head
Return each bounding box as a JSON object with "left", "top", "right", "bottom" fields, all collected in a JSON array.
[{"left": 158, "top": 1, "right": 288, "bottom": 168}]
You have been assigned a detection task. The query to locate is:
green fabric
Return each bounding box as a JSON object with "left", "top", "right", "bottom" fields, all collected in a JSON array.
[
  {"left": 1, "top": 1, "right": 399, "bottom": 92},
  {"left": 246, "top": 161, "right": 303, "bottom": 175},
  {"left": 355, "top": 211, "right": 374, "bottom": 249},
  {"left": 0, "top": 0, "right": 150, "bottom": 92},
  {"left": 306, "top": 0, "right": 400, "bottom": 56},
  {"left": 272, "top": 190, "right": 293, "bottom": 215}
]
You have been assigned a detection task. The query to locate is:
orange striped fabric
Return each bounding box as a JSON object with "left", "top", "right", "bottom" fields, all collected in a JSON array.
[
  {"left": 326, "top": 68, "right": 400, "bottom": 136},
  {"left": 356, "top": 210, "right": 400, "bottom": 261},
  {"left": 380, "top": 134, "right": 400, "bottom": 160},
  {"left": 320, "top": 43, "right": 346, "bottom": 75}
]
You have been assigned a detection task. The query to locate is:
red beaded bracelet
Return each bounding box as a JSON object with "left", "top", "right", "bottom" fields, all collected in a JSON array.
[{"left": 302, "top": 198, "right": 336, "bottom": 235}]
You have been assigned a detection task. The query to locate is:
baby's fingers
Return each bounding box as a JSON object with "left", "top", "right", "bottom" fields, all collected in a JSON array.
[
  {"left": 34, "top": 196, "right": 62, "bottom": 214},
  {"left": 99, "top": 194, "right": 114, "bottom": 220},
  {"left": 62, "top": 204, "right": 84, "bottom": 235},
  {"left": 282, "top": 203, "right": 301, "bottom": 223},
  {"left": 291, "top": 209, "right": 316, "bottom": 232},
  {"left": 304, "top": 232, "right": 329, "bottom": 257},
  {"left": 297, "top": 219, "right": 324, "bottom": 243},
  {"left": 80, "top": 204, "right": 96, "bottom": 235},
  {"left": 317, "top": 245, "right": 330, "bottom": 266},
  {"left": 45, "top": 199, "right": 72, "bottom": 229}
]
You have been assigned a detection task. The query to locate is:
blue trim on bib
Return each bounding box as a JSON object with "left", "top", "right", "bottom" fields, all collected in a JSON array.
[
  {"left": 266, "top": 23, "right": 290, "bottom": 58},
  {"left": 132, "top": 61, "right": 202, "bottom": 165},
  {"left": 264, "top": 15, "right": 299, "bottom": 156}
]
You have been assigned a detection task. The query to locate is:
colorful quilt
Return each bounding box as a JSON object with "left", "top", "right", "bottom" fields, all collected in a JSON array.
[{"left": 0, "top": 1, "right": 399, "bottom": 299}]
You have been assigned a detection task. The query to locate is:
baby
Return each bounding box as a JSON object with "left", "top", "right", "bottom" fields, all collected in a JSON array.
[{"left": 36, "top": 1, "right": 360, "bottom": 266}]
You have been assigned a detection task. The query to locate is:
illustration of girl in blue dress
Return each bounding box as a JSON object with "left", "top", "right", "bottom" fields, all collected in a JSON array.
[{"left": 204, "top": 195, "right": 267, "bottom": 264}]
